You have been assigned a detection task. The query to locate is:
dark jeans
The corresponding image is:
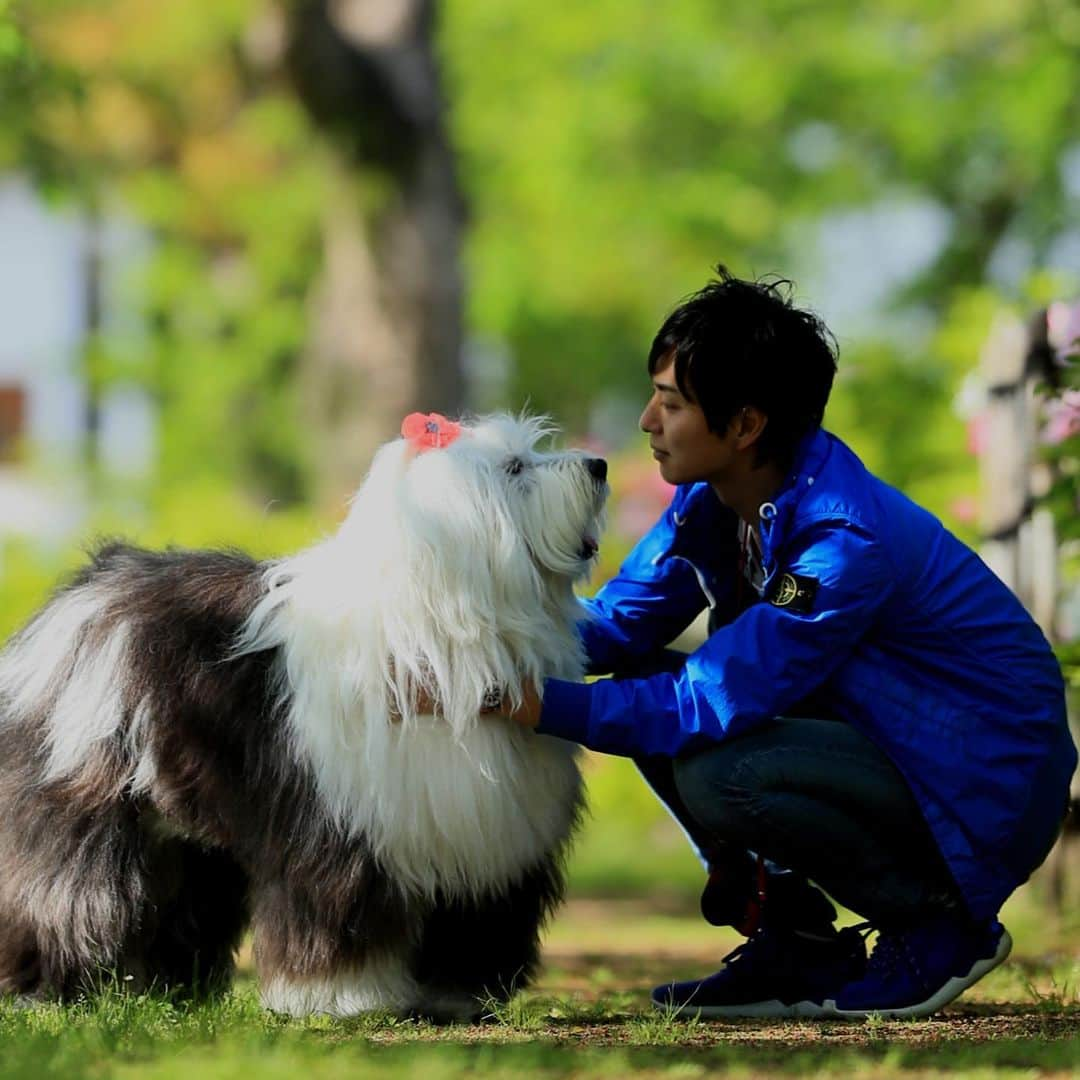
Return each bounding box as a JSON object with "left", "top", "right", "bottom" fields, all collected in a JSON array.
[{"left": 636, "top": 716, "right": 965, "bottom": 928}]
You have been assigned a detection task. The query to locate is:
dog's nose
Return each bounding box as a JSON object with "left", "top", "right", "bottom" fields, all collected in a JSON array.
[{"left": 587, "top": 457, "right": 608, "bottom": 482}]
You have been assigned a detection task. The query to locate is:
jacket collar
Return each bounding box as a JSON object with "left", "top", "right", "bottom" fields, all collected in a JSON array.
[{"left": 758, "top": 427, "right": 833, "bottom": 570}]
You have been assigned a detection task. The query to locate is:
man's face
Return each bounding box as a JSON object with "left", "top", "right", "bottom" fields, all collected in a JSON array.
[{"left": 639, "top": 357, "right": 737, "bottom": 486}]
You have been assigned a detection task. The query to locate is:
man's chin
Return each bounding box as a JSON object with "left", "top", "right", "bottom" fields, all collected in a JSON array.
[{"left": 655, "top": 458, "right": 682, "bottom": 485}]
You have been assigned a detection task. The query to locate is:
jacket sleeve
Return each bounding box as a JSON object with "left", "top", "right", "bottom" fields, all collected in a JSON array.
[
  {"left": 540, "top": 520, "right": 893, "bottom": 757},
  {"left": 577, "top": 487, "right": 738, "bottom": 675}
]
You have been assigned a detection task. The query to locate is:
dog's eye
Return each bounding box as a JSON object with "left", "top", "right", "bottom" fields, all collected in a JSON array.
[{"left": 505, "top": 457, "right": 525, "bottom": 476}]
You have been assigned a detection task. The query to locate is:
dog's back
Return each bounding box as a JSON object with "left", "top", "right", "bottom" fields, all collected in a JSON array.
[{"left": 0, "top": 543, "right": 271, "bottom": 999}]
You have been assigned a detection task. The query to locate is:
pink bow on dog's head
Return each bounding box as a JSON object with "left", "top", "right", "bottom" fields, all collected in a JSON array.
[{"left": 401, "top": 412, "right": 462, "bottom": 453}]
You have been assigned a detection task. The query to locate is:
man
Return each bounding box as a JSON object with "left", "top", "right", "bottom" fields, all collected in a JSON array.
[{"left": 506, "top": 267, "right": 1075, "bottom": 1019}]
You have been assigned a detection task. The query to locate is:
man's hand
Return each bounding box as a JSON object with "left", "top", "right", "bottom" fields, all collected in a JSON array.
[
  {"left": 410, "top": 686, "right": 439, "bottom": 716},
  {"left": 501, "top": 680, "right": 542, "bottom": 729},
  {"left": 400, "top": 681, "right": 542, "bottom": 727}
]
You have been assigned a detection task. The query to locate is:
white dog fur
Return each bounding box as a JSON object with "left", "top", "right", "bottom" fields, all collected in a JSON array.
[{"left": 0, "top": 414, "right": 608, "bottom": 1019}]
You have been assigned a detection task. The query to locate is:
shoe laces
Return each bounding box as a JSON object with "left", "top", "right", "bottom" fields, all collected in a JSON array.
[
  {"left": 721, "top": 919, "right": 843, "bottom": 971},
  {"left": 720, "top": 924, "right": 779, "bottom": 969}
]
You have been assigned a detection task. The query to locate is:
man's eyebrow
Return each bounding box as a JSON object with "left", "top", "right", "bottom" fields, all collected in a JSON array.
[{"left": 653, "top": 380, "right": 681, "bottom": 395}]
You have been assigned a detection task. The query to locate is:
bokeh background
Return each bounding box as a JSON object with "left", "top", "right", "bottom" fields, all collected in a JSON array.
[{"left": 0, "top": 0, "right": 1077, "bottom": 906}]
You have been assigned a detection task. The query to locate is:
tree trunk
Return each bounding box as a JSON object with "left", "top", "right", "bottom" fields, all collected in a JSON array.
[{"left": 286, "top": 0, "right": 466, "bottom": 508}]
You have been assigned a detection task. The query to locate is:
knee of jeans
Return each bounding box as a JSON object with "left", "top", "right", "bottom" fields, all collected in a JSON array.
[{"left": 673, "top": 749, "right": 766, "bottom": 836}]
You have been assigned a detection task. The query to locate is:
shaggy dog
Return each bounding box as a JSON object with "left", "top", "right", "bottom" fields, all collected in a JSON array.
[{"left": 0, "top": 414, "right": 608, "bottom": 1019}]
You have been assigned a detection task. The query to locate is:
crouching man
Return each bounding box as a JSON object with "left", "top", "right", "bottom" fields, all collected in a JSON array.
[{"left": 505, "top": 267, "right": 1075, "bottom": 1019}]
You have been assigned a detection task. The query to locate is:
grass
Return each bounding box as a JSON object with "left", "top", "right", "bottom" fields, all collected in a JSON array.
[
  {"left": 0, "top": 892, "right": 1076, "bottom": 1080},
  {"left": 0, "top": 760, "right": 1075, "bottom": 1078},
  {"left": 0, "top": 742, "right": 1073, "bottom": 1079}
]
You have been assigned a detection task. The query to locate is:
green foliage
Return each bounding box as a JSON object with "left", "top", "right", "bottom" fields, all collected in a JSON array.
[
  {"left": 5, "top": 0, "right": 1078, "bottom": 530},
  {"left": 568, "top": 752, "right": 704, "bottom": 899},
  {"left": 6, "top": 0, "right": 328, "bottom": 503},
  {"left": 0, "top": 542, "right": 78, "bottom": 646},
  {"left": 828, "top": 336, "right": 978, "bottom": 536},
  {"left": 0, "top": 2, "right": 23, "bottom": 61},
  {"left": 0, "top": 1, "right": 84, "bottom": 191},
  {"left": 443, "top": 0, "right": 1080, "bottom": 453},
  {"left": 479, "top": 991, "right": 546, "bottom": 1032},
  {"left": 0, "top": 484, "right": 326, "bottom": 644},
  {"left": 1041, "top": 361, "right": 1080, "bottom": 534},
  {"left": 625, "top": 1002, "right": 702, "bottom": 1045}
]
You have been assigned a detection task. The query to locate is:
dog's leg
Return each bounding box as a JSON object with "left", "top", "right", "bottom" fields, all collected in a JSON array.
[
  {"left": 0, "top": 773, "right": 148, "bottom": 1000},
  {"left": 258, "top": 949, "right": 420, "bottom": 1018},
  {"left": 0, "top": 918, "right": 42, "bottom": 1000},
  {"left": 132, "top": 834, "right": 249, "bottom": 998},
  {"left": 411, "top": 857, "right": 566, "bottom": 1021},
  {"left": 250, "top": 866, "right": 420, "bottom": 1018}
]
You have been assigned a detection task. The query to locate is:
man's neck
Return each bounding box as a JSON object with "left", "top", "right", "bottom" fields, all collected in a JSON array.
[{"left": 710, "top": 460, "right": 785, "bottom": 538}]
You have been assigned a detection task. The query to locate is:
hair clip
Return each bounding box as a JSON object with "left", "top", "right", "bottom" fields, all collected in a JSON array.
[{"left": 401, "top": 412, "right": 462, "bottom": 452}]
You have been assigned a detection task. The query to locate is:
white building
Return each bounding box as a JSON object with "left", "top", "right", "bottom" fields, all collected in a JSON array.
[{"left": 0, "top": 176, "right": 155, "bottom": 547}]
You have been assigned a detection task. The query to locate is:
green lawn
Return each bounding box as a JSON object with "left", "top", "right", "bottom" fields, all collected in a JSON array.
[
  {"left": 0, "top": 890, "right": 1076, "bottom": 1080},
  {"left": 0, "top": 745, "right": 1075, "bottom": 1078}
]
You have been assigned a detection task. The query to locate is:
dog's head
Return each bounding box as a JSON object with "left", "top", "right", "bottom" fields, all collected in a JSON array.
[
  {"left": 335, "top": 413, "right": 608, "bottom": 726},
  {"left": 446, "top": 413, "right": 608, "bottom": 581},
  {"left": 347, "top": 413, "right": 608, "bottom": 587}
]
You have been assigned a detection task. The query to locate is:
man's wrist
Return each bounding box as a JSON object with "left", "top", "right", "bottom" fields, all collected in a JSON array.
[{"left": 534, "top": 679, "right": 591, "bottom": 743}]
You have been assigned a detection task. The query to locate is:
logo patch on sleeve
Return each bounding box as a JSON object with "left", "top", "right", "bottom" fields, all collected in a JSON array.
[{"left": 768, "top": 572, "right": 819, "bottom": 613}]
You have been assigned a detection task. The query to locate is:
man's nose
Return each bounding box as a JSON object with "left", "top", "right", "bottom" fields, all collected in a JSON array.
[{"left": 640, "top": 401, "right": 658, "bottom": 433}]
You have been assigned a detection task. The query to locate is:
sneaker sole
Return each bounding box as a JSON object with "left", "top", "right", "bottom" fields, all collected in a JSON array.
[
  {"left": 823, "top": 927, "right": 1013, "bottom": 1020},
  {"left": 651, "top": 997, "right": 833, "bottom": 1020}
]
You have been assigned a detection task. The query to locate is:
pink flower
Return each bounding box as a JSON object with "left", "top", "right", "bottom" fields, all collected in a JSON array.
[
  {"left": 1047, "top": 301, "right": 1080, "bottom": 360},
  {"left": 966, "top": 412, "right": 990, "bottom": 458},
  {"left": 1042, "top": 390, "right": 1080, "bottom": 446},
  {"left": 948, "top": 496, "right": 979, "bottom": 524},
  {"left": 400, "top": 412, "right": 462, "bottom": 452}
]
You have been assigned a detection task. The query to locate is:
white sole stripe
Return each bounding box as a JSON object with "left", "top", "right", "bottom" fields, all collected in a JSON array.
[
  {"left": 825, "top": 927, "right": 1013, "bottom": 1020},
  {"left": 654, "top": 997, "right": 833, "bottom": 1019}
]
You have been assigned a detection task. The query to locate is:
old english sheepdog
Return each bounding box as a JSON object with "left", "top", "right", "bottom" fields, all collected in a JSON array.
[{"left": 0, "top": 414, "right": 608, "bottom": 1019}]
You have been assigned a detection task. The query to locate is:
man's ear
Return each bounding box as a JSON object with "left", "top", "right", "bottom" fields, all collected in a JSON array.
[{"left": 732, "top": 406, "right": 768, "bottom": 450}]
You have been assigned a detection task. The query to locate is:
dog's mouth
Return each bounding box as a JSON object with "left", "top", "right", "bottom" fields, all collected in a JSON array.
[{"left": 577, "top": 487, "right": 608, "bottom": 562}]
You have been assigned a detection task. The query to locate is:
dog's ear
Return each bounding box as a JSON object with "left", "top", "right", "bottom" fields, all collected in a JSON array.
[
  {"left": 388, "top": 451, "right": 499, "bottom": 628},
  {"left": 379, "top": 448, "right": 532, "bottom": 729}
]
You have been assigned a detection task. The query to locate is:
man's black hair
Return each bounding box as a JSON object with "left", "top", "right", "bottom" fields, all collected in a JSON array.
[{"left": 648, "top": 265, "right": 838, "bottom": 469}]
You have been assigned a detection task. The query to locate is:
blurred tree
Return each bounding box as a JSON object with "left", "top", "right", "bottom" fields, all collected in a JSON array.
[
  {"left": 285, "top": 0, "right": 466, "bottom": 504},
  {"left": 0, "top": 0, "right": 79, "bottom": 188},
  {"left": 1, "top": 0, "right": 323, "bottom": 502},
  {"left": 1, "top": 0, "right": 465, "bottom": 507},
  {"left": 4, "top": 0, "right": 1078, "bottom": 526}
]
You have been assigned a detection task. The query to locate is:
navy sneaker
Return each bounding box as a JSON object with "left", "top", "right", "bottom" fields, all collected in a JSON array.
[
  {"left": 826, "top": 915, "right": 1012, "bottom": 1019},
  {"left": 651, "top": 923, "right": 867, "bottom": 1019}
]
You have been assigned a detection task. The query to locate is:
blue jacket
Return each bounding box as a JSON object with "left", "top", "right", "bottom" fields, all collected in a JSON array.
[{"left": 538, "top": 428, "right": 1076, "bottom": 918}]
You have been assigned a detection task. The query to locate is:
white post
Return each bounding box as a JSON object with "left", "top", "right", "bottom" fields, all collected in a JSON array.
[
  {"left": 978, "top": 313, "right": 1030, "bottom": 597},
  {"left": 978, "top": 309, "right": 1072, "bottom": 912}
]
